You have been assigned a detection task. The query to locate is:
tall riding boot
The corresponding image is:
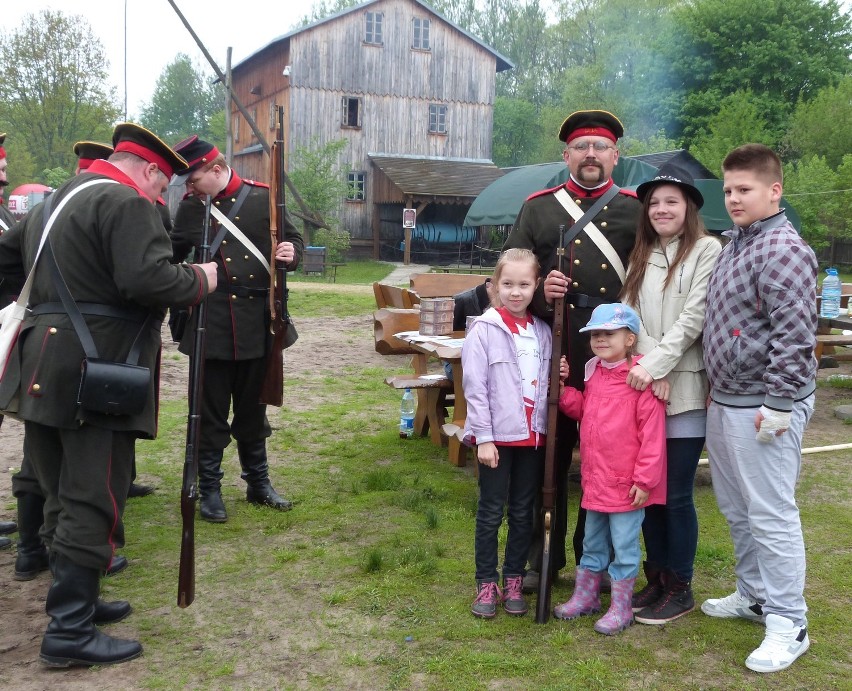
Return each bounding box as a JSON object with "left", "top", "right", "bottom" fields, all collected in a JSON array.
[
  {"left": 46, "top": 552, "right": 132, "bottom": 626},
  {"left": 14, "top": 492, "right": 49, "bottom": 581},
  {"left": 238, "top": 440, "right": 292, "bottom": 511},
  {"left": 198, "top": 450, "right": 226, "bottom": 522},
  {"left": 40, "top": 554, "right": 142, "bottom": 667}
]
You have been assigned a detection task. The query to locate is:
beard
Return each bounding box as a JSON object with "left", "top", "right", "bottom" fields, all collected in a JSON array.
[{"left": 575, "top": 160, "right": 605, "bottom": 185}]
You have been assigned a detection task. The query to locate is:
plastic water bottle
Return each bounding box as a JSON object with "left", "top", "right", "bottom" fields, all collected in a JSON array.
[
  {"left": 399, "top": 388, "right": 415, "bottom": 438},
  {"left": 820, "top": 267, "right": 841, "bottom": 318}
]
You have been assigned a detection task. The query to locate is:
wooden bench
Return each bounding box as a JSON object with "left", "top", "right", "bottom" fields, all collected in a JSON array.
[
  {"left": 385, "top": 374, "right": 453, "bottom": 445},
  {"left": 816, "top": 334, "right": 852, "bottom": 362},
  {"left": 373, "top": 282, "right": 419, "bottom": 309},
  {"left": 410, "top": 272, "right": 490, "bottom": 298},
  {"left": 373, "top": 308, "right": 420, "bottom": 355}
]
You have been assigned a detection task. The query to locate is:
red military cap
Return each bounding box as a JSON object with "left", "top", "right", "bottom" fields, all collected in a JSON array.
[
  {"left": 73, "top": 141, "right": 114, "bottom": 171},
  {"left": 558, "top": 110, "right": 625, "bottom": 144},
  {"left": 171, "top": 135, "right": 221, "bottom": 183},
  {"left": 0, "top": 132, "right": 7, "bottom": 160},
  {"left": 112, "top": 122, "right": 187, "bottom": 180}
]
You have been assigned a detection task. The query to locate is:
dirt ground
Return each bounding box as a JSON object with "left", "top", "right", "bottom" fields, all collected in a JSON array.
[{"left": 0, "top": 307, "right": 850, "bottom": 687}]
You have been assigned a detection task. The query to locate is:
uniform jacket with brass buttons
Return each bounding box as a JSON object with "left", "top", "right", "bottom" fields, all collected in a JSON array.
[
  {"left": 171, "top": 171, "right": 304, "bottom": 361},
  {"left": 503, "top": 178, "right": 641, "bottom": 388},
  {"left": 0, "top": 164, "right": 210, "bottom": 437}
]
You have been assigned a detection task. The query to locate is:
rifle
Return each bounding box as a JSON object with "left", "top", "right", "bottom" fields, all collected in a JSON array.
[
  {"left": 535, "top": 224, "right": 566, "bottom": 624},
  {"left": 177, "top": 195, "right": 213, "bottom": 608},
  {"left": 259, "top": 104, "right": 295, "bottom": 407}
]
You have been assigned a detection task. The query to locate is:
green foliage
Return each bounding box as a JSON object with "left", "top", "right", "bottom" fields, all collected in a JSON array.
[
  {"left": 288, "top": 137, "right": 350, "bottom": 242},
  {"left": 41, "top": 167, "right": 71, "bottom": 189},
  {"left": 787, "top": 76, "right": 852, "bottom": 168},
  {"left": 784, "top": 154, "right": 852, "bottom": 248},
  {"left": 0, "top": 10, "right": 119, "bottom": 182},
  {"left": 312, "top": 227, "right": 351, "bottom": 264},
  {"left": 139, "top": 54, "right": 225, "bottom": 146},
  {"left": 492, "top": 97, "right": 541, "bottom": 166},
  {"left": 689, "top": 91, "right": 776, "bottom": 176}
]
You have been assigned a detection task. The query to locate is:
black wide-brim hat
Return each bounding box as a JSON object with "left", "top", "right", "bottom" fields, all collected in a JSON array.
[
  {"left": 636, "top": 162, "right": 704, "bottom": 209},
  {"left": 112, "top": 123, "right": 187, "bottom": 180}
]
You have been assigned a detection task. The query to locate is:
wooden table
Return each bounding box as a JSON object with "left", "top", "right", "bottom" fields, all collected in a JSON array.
[
  {"left": 817, "top": 313, "right": 852, "bottom": 363},
  {"left": 396, "top": 331, "right": 469, "bottom": 467}
]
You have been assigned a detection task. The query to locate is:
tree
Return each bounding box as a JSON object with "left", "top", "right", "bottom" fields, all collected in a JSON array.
[
  {"left": 666, "top": 0, "right": 851, "bottom": 145},
  {"left": 287, "top": 137, "right": 351, "bottom": 246},
  {"left": 492, "top": 97, "right": 541, "bottom": 166},
  {"left": 0, "top": 11, "right": 119, "bottom": 182},
  {"left": 783, "top": 155, "right": 846, "bottom": 250},
  {"left": 139, "top": 54, "right": 224, "bottom": 147},
  {"left": 786, "top": 76, "right": 852, "bottom": 168}
]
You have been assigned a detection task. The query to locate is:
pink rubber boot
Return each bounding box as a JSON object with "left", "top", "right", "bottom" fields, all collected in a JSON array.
[
  {"left": 552, "top": 568, "right": 602, "bottom": 620},
  {"left": 594, "top": 576, "right": 636, "bottom": 635}
]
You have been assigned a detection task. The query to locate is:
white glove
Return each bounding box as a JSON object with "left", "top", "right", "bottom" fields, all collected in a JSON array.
[{"left": 756, "top": 405, "right": 792, "bottom": 443}]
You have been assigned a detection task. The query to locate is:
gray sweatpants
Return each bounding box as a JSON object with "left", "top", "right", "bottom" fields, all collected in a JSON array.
[{"left": 706, "top": 394, "right": 814, "bottom": 627}]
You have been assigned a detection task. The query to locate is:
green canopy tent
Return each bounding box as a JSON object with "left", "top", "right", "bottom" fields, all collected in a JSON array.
[{"left": 464, "top": 158, "right": 801, "bottom": 233}]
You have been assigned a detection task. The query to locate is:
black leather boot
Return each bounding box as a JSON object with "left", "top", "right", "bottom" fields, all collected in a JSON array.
[
  {"left": 40, "top": 554, "right": 142, "bottom": 667},
  {"left": 47, "top": 552, "right": 132, "bottom": 625},
  {"left": 238, "top": 440, "right": 293, "bottom": 511},
  {"left": 14, "top": 492, "right": 49, "bottom": 581},
  {"left": 198, "top": 450, "right": 227, "bottom": 522},
  {"left": 0, "top": 520, "right": 16, "bottom": 534}
]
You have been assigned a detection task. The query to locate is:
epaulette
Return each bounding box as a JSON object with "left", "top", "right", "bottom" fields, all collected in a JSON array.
[
  {"left": 525, "top": 183, "right": 566, "bottom": 202},
  {"left": 242, "top": 179, "right": 270, "bottom": 189}
]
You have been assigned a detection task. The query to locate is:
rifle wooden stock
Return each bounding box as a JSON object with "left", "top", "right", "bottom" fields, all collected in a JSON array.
[
  {"left": 259, "top": 104, "right": 293, "bottom": 406},
  {"left": 535, "top": 225, "right": 566, "bottom": 624},
  {"left": 177, "top": 196, "right": 212, "bottom": 608}
]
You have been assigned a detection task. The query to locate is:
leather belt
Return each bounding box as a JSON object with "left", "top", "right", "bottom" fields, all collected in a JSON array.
[
  {"left": 565, "top": 293, "right": 616, "bottom": 309},
  {"left": 31, "top": 301, "right": 148, "bottom": 322},
  {"left": 217, "top": 284, "right": 269, "bottom": 298}
]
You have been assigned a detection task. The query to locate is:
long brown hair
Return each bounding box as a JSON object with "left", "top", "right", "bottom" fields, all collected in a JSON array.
[{"left": 621, "top": 187, "right": 709, "bottom": 306}]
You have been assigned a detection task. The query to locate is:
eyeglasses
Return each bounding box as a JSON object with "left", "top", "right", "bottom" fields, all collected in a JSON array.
[{"left": 566, "top": 141, "right": 616, "bottom": 153}]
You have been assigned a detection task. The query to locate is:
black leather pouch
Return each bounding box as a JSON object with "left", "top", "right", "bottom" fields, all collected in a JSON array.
[{"left": 78, "top": 358, "right": 150, "bottom": 416}]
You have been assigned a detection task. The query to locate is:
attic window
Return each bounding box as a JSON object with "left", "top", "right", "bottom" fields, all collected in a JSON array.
[
  {"left": 365, "top": 12, "right": 383, "bottom": 45},
  {"left": 341, "top": 96, "right": 362, "bottom": 129},
  {"left": 412, "top": 18, "right": 430, "bottom": 50}
]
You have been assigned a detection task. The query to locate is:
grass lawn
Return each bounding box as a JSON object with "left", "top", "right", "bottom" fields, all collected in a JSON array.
[{"left": 7, "top": 277, "right": 846, "bottom": 689}]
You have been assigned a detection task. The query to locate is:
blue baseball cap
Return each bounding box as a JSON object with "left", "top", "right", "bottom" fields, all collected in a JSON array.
[{"left": 578, "top": 303, "right": 641, "bottom": 334}]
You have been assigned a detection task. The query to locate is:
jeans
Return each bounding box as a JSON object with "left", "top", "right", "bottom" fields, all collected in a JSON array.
[
  {"left": 580, "top": 508, "right": 644, "bottom": 581},
  {"left": 641, "top": 436, "right": 705, "bottom": 581},
  {"left": 475, "top": 445, "right": 544, "bottom": 582},
  {"left": 706, "top": 395, "right": 814, "bottom": 627}
]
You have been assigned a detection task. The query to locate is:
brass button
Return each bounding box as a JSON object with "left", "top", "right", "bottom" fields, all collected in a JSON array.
[
  {"left": 231, "top": 197, "right": 236, "bottom": 202},
  {"left": 600, "top": 221, "right": 608, "bottom": 228},
  {"left": 225, "top": 257, "right": 232, "bottom": 263},
  {"left": 249, "top": 274, "right": 255, "bottom": 279},
  {"left": 568, "top": 303, "right": 575, "bottom": 309},
  {"left": 572, "top": 281, "right": 579, "bottom": 288},
  {"left": 248, "top": 295, "right": 254, "bottom": 299},
  {"left": 221, "top": 239, "right": 228, "bottom": 245},
  {"left": 575, "top": 198, "right": 582, "bottom": 204},
  {"left": 32, "top": 383, "right": 40, "bottom": 392},
  {"left": 603, "top": 205, "right": 608, "bottom": 211},
  {"left": 599, "top": 287, "right": 606, "bottom": 294},
  {"left": 244, "top": 255, "right": 250, "bottom": 260},
  {"left": 215, "top": 200, "right": 221, "bottom": 206},
  {"left": 49, "top": 327, "right": 57, "bottom": 334},
  {"left": 231, "top": 276, "right": 238, "bottom": 282},
  {"left": 573, "top": 259, "right": 580, "bottom": 266},
  {"left": 574, "top": 239, "right": 581, "bottom": 245},
  {"left": 231, "top": 294, "right": 237, "bottom": 300},
  {"left": 235, "top": 216, "right": 240, "bottom": 221},
  {"left": 601, "top": 263, "right": 608, "bottom": 270}
]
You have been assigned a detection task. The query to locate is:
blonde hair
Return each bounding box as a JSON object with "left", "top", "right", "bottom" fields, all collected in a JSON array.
[{"left": 490, "top": 248, "right": 540, "bottom": 308}]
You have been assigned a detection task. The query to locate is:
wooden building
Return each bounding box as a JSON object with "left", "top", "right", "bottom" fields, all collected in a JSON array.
[{"left": 229, "top": 0, "right": 511, "bottom": 257}]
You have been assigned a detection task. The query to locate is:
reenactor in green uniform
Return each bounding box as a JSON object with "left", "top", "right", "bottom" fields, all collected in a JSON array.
[
  {"left": 0, "top": 123, "right": 218, "bottom": 667},
  {"left": 503, "top": 110, "right": 642, "bottom": 590},
  {"left": 171, "top": 137, "right": 303, "bottom": 523}
]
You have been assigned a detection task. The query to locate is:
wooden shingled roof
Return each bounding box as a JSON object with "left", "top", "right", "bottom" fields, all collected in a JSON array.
[{"left": 369, "top": 154, "right": 504, "bottom": 203}]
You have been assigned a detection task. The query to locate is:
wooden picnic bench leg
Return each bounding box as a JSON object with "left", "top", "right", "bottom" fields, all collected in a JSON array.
[
  {"left": 425, "top": 388, "right": 447, "bottom": 446},
  {"left": 447, "top": 361, "right": 468, "bottom": 467}
]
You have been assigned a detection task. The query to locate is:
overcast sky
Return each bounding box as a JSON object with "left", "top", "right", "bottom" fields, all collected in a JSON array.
[{"left": 3, "top": 0, "right": 320, "bottom": 119}]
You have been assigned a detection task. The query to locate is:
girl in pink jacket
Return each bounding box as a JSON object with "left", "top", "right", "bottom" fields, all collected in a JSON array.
[{"left": 552, "top": 302, "right": 666, "bottom": 635}]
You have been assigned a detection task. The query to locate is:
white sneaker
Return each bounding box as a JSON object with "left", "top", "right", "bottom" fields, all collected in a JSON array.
[
  {"left": 745, "top": 613, "right": 810, "bottom": 673},
  {"left": 701, "top": 591, "right": 765, "bottom": 621}
]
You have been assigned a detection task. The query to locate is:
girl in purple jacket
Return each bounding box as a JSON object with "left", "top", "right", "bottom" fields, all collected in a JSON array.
[
  {"left": 463, "top": 249, "right": 551, "bottom": 619},
  {"left": 552, "top": 302, "right": 666, "bottom": 635}
]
